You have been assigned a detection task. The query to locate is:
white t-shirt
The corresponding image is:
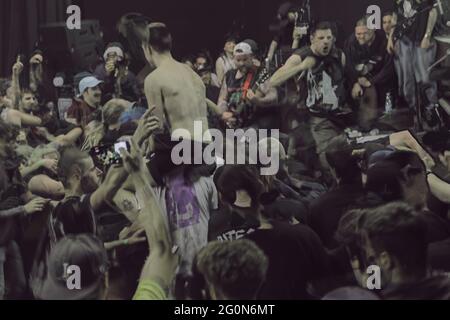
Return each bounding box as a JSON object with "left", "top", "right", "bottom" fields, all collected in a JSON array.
[{"left": 154, "top": 174, "right": 218, "bottom": 275}]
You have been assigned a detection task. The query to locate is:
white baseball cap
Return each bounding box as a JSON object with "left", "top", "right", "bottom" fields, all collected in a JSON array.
[
  {"left": 233, "top": 42, "right": 253, "bottom": 56},
  {"left": 78, "top": 76, "right": 103, "bottom": 97},
  {"left": 103, "top": 43, "right": 124, "bottom": 61}
]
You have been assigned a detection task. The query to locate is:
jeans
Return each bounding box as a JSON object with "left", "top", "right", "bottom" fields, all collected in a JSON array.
[
  {"left": 308, "top": 116, "right": 344, "bottom": 169},
  {"left": 394, "top": 37, "right": 438, "bottom": 110}
]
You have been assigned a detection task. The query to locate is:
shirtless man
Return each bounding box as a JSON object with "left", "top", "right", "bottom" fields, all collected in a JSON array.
[
  {"left": 142, "top": 23, "right": 211, "bottom": 143},
  {"left": 141, "top": 23, "right": 215, "bottom": 184}
]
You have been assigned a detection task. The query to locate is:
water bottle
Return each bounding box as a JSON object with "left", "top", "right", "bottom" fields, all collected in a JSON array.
[{"left": 385, "top": 92, "right": 393, "bottom": 114}]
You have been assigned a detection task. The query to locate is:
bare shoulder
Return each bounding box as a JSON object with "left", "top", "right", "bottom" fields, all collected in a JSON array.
[
  {"left": 285, "top": 53, "right": 303, "bottom": 66},
  {"left": 181, "top": 62, "right": 205, "bottom": 87},
  {"left": 144, "top": 69, "right": 163, "bottom": 89}
]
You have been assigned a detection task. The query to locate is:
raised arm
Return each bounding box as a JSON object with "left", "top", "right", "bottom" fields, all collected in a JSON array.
[
  {"left": 90, "top": 164, "right": 128, "bottom": 211},
  {"left": 270, "top": 54, "right": 316, "bottom": 88},
  {"left": 120, "top": 139, "right": 178, "bottom": 300},
  {"left": 11, "top": 57, "right": 23, "bottom": 109}
]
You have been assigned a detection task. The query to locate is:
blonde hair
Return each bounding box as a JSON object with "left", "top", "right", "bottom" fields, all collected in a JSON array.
[{"left": 81, "top": 99, "right": 128, "bottom": 151}]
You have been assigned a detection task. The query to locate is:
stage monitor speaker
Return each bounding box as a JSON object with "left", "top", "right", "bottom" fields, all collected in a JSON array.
[{"left": 40, "top": 20, "right": 104, "bottom": 75}]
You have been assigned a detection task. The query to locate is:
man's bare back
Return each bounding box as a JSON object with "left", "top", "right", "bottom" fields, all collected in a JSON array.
[{"left": 144, "top": 59, "right": 210, "bottom": 142}]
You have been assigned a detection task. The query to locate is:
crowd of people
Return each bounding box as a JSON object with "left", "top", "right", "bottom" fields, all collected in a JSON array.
[{"left": 1, "top": 0, "right": 450, "bottom": 300}]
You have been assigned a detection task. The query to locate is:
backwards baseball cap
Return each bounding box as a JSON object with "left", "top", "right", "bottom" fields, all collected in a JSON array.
[
  {"left": 367, "top": 146, "right": 397, "bottom": 169},
  {"left": 103, "top": 42, "right": 124, "bottom": 61},
  {"left": 234, "top": 42, "right": 253, "bottom": 56},
  {"left": 78, "top": 76, "right": 103, "bottom": 97},
  {"left": 35, "top": 234, "right": 109, "bottom": 300}
]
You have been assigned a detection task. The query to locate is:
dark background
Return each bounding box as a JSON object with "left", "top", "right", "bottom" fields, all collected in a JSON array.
[{"left": 1, "top": 0, "right": 393, "bottom": 77}]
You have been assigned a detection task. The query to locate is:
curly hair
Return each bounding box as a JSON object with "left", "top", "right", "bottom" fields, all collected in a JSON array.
[{"left": 196, "top": 240, "right": 268, "bottom": 299}]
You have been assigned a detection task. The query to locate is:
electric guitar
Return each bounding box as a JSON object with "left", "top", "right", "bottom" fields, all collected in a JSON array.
[{"left": 227, "top": 68, "right": 272, "bottom": 129}]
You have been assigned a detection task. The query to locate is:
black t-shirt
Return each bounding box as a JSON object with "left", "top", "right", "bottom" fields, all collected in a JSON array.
[
  {"left": 208, "top": 207, "right": 258, "bottom": 242},
  {"left": 272, "top": 21, "right": 295, "bottom": 48},
  {"left": 293, "top": 46, "right": 346, "bottom": 115},
  {"left": 344, "top": 30, "right": 394, "bottom": 87},
  {"left": 395, "top": 0, "right": 436, "bottom": 42},
  {"left": 309, "top": 183, "right": 365, "bottom": 249},
  {"left": 50, "top": 194, "right": 97, "bottom": 241},
  {"left": 245, "top": 221, "right": 331, "bottom": 300},
  {"left": 224, "top": 67, "right": 270, "bottom": 126},
  {"left": 51, "top": 193, "right": 129, "bottom": 243}
]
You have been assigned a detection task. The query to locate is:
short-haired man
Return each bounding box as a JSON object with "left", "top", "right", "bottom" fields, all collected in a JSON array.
[
  {"left": 50, "top": 148, "right": 127, "bottom": 240},
  {"left": 345, "top": 17, "right": 395, "bottom": 131},
  {"left": 346, "top": 202, "right": 450, "bottom": 300},
  {"left": 194, "top": 240, "right": 268, "bottom": 300},
  {"left": 142, "top": 23, "right": 211, "bottom": 143},
  {"left": 66, "top": 75, "right": 103, "bottom": 128},
  {"left": 270, "top": 21, "right": 348, "bottom": 169},
  {"left": 217, "top": 41, "right": 278, "bottom": 129}
]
